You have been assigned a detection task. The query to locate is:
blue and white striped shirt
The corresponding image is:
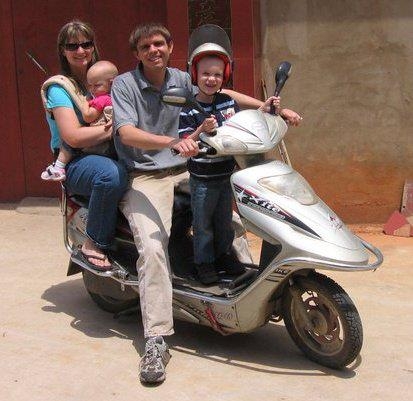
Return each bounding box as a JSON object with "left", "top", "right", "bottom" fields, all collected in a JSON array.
[{"left": 179, "top": 93, "right": 239, "bottom": 180}]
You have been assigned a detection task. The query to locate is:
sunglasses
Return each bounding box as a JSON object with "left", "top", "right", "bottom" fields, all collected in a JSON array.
[{"left": 64, "top": 41, "right": 94, "bottom": 51}]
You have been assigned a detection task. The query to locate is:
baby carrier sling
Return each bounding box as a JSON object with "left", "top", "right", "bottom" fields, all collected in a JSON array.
[{"left": 41, "top": 75, "right": 114, "bottom": 157}]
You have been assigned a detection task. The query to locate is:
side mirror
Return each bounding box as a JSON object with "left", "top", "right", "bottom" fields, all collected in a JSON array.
[
  {"left": 274, "top": 61, "right": 292, "bottom": 96},
  {"left": 161, "top": 87, "right": 208, "bottom": 117}
]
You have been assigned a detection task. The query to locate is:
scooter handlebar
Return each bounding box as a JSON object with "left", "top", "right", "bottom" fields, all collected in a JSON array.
[{"left": 170, "top": 140, "right": 216, "bottom": 156}]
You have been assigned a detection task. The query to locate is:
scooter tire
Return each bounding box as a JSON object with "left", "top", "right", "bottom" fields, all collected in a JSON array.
[
  {"left": 282, "top": 272, "right": 363, "bottom": 369},
  {"left": 87, "top": 291, "right": 139, "bottom": 314},
  {"left": 82, "top": 270, "right": 139, "bottom": 314}
]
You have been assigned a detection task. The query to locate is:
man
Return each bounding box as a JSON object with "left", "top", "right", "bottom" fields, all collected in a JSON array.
[{"left": 112, "top": 22, "right": 301, "bottom": 384}]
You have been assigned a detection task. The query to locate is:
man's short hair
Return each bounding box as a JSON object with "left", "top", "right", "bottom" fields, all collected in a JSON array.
[{"left": 129, "top": 22, "right": 172, "bottom": 51}]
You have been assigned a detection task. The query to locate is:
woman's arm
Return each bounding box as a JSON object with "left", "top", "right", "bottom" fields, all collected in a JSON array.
[{"left": 53, "top": 106, "right": 111, "bottom": 148}]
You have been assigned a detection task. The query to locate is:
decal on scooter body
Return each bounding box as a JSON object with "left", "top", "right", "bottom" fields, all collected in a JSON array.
[{"left": 233, "top": 183, "right": 320, "bottom": 238}]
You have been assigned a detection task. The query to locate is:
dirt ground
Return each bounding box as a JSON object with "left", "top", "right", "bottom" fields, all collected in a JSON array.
[{"left": 0, "top": 199, "right": 412, "bottom": 401}]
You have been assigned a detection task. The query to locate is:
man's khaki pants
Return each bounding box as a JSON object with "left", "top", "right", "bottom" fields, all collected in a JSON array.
[{"left": 120, "top": 169, "right": 252, "bottom": 338}]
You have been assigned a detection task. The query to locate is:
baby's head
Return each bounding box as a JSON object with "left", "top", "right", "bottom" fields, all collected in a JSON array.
[{"left": 87, "top": 60, "right": 118, "bottom": 97}]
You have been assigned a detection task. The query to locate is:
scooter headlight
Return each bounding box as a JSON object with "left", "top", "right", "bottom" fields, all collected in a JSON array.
[{"left": 258, "top": 171, "right": 318, "bottom": 205}]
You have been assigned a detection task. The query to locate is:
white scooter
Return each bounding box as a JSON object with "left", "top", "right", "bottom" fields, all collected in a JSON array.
[{"left": 62, "top": 63, "right": 382, "bottom": 369}]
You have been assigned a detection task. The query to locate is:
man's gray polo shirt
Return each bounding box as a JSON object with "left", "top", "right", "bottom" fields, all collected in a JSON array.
[{"left": 112, "top": 66, "right": 196, "bottom": 171}]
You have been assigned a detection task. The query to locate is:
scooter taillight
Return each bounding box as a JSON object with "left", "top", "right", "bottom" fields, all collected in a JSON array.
[{"left": 66, "top": 196, "right": 81, "bottom": 223}]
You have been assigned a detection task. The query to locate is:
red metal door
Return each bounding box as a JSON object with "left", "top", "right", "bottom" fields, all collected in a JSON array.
[
  {"left": 1, "top": 0, "right": 259, "bottom": 201},
  {"left": 9, "top": 0, "right": 166, "bottom": 199}
]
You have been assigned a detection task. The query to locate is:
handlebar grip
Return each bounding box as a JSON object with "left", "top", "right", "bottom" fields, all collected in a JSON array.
[
  {"left": 270, "top": 104, "right": 276, "bottom": 115},
  {"left": 170, "top": 140, "right": 217, "bottom": 157}
]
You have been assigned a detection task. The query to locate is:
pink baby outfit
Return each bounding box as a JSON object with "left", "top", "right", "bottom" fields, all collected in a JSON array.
[{"left": 89, "top": 94, "right": 112, "bottom": 125}]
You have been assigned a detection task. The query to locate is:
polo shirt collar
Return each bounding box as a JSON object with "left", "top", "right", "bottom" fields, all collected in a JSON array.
[{"left": 133, "top": 64, "right": 180, "bottom": 91}]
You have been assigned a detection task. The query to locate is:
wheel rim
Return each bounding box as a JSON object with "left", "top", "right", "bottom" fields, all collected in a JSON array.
[{"left": 290, "top": 290, "right": 344, "bottom": 356}]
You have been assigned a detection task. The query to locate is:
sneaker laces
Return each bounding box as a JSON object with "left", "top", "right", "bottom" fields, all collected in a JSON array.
[{"left": 143, "top": 337, "right": 162, "bottom": 362}]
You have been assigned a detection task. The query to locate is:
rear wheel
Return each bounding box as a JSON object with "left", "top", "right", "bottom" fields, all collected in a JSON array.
[
  {"left": 82, "top": 270, "right": 138, "bottom": 313},
  {"left": 282, "top": 272, "right": 362, "bottom": 369},
  {"left": 87, "top": 291, "right": 138, "bottom": 314}
]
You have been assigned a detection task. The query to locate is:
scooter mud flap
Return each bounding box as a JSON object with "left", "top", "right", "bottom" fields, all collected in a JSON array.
[{"left": 67, "top": 259, "right": 82, "bottom": 276}]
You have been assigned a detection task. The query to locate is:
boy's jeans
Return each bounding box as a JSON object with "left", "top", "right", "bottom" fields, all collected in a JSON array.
[{"left": 190, "top": 176, "right": 234, "bottom": 264}]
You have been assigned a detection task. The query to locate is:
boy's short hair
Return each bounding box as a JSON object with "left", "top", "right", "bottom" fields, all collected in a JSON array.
[{"left": 129, "top": 22, "right": 172, "bottom": 51}]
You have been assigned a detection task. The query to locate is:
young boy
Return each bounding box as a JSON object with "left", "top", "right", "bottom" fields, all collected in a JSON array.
[
  {"left": 179, "top": 54, "right": 280, "bottom": 284},
  {"left": 41, "top": 60, "right": 118, "bottom": 181}
]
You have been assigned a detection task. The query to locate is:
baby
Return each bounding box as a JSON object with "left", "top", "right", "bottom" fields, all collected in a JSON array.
[{"left": 41, "top": 60, "right": 118, "bottom": 181}]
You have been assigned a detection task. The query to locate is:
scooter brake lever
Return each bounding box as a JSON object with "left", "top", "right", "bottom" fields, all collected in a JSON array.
[
  {"left": 197, "top": 141, "right": 217, "bottom": 156},
  {"left": 170, "top": 141, "right": 215, "bottom": 156}
]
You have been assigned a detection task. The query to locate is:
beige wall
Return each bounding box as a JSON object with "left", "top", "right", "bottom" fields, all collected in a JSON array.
[{"left": 260, "top": 0, "right": 413, "bottom": 223}]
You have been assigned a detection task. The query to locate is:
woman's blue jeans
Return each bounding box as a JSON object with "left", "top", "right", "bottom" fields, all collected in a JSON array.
[
  {"left": 190, "top": 176, "right": 235, "bottom": 264},
  {"left": 65, "top": 154, "right": 128, "bottom": 249}
]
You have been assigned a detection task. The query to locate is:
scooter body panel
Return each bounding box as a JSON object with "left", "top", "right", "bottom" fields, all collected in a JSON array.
[{"left": 231, "top": 161, "right": 370, "bottom": 265}]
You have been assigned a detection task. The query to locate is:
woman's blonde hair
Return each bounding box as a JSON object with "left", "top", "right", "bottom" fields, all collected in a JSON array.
[{"left": 57, "top": 20, "right": 100, "bottom": 90}]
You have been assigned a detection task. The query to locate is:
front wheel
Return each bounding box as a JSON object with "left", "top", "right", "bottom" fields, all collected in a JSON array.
[{"left": 282, "top": 272, "right": 362, "bottom": 369}]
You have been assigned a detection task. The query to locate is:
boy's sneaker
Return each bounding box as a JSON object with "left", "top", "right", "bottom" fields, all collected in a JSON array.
[
  {"left": 139, "top": 336, "right": 171, "bottom": 384},
  {"left": 195, "top": 263, "right": 219, "bottom": 285},
  {"left": 41, "top": 164, "right": 66, "bottom": 181},
  {"left": 215, "top": 252, "right": 246, "bottom": 276}
]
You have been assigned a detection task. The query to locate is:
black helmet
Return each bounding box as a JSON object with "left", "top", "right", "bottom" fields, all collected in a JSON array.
[{"left": 188, "top": 24, "right": 233, "bottom": 85}]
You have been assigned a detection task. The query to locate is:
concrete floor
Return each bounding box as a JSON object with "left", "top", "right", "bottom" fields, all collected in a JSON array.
[{"left": 0, "top": 198, "right": 412, "bottom": 401}]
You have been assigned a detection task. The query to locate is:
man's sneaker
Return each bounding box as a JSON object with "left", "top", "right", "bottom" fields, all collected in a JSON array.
[
  {"left": 41, "top": 164, "right": 66, "bottom": 181},
  {"left": 195, "top": 263, "right": 219, "bottom": 285},
  {"left": 139, "top": 336, "right": 171, "bottom": 384},
  {"left": 215, "top": 252, "right": 246, "bottom": 275}
]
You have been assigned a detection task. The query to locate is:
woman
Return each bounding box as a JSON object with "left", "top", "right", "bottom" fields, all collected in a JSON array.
[{"left": 44, "top": 20, "right": 127, "bottom": 269}]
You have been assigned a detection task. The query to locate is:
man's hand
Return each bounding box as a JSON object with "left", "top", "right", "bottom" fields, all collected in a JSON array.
[
  {"left": 169, "top": 137, "right": 199, "bottom": 157},
  {"left": 279, "top": 108, "right": 303, "bottom": 126}
]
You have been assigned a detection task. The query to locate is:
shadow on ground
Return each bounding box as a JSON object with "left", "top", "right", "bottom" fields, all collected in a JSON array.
[{"left": 41, "top": 277, "right": 358, "bottom": 379}]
